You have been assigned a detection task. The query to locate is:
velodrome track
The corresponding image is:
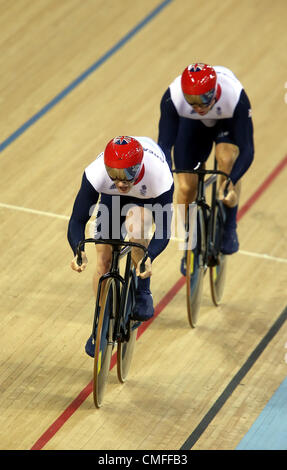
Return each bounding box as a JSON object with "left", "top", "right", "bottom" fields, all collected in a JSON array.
[{"left": 0, "top": 0, "right": 286, "bottom": 451}]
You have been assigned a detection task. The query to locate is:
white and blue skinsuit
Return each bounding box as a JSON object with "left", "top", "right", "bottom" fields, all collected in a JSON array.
[
  {"left": 157, "top": 66, "right": 254, "bottom": 184},
  {"left": 67, "top": 137, "right": 174, "bottom": 263}
]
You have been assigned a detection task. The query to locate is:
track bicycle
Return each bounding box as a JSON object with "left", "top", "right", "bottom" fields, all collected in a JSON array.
[
  {"left": 174, "top": 160, "right": 230, "bottom": 328},
  {"left": 76, "top": 238, "right": 147, "bottom": 408}
]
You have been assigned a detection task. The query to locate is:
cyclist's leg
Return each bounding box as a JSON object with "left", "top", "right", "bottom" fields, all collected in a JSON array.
[
  {"left": 215, "top": 90, "right": 254, "bottom": 255},
  {"left": 215, "top": 126, "right": 241, "bottom": 254},
  {"left": 174, "top": 118, "right": 213, "bottom": 206},
  {"left": 92, "top": 193, "right": 125, "bottom": 298},
  {"left": 215, "top": 141, "right": 240, "bottom": 201},
  {"left": 174, "top": 118, "right": 213, "bottom": 274},
  {"left": 92, "top": 244, "right": 112, "bottom": 299},
  {"left": 125, "top": 205, "right": 152, "bottom": 264},
  {"left": 86, "top": 194, "right": 122, "bottom": 357},
  {"left": 124, "top": 204, "right": 153, "bottom": 322}
]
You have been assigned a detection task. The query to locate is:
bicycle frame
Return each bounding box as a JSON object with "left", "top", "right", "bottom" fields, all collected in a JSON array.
[
  {"left": 173, "top": 161, "right": 230, "bottom": 327},
  {"left": 76, "top": 238, "right": 147, "bottom": 341},
  {"left": 76, "top": 238, "right": 148, "bottom": 406},
  {"left": 173, "top": 161, "right": 229, "bottom": 266}
]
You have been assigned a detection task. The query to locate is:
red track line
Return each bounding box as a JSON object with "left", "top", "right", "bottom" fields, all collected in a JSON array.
[
  {"left": 237, "top": 154, "right": 287, "bottom": 220},
  {"left": 31, "top": 276, "right": 186, "bottom": 451},
  {"left": 30, "top": 154, "right": 287, "bottom": 450}
]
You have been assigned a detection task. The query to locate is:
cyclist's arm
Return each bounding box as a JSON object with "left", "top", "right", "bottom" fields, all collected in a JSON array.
[
  {"left": 157, "top": 88, "right": 179, "bottom": 168},
  {"left": 229, "top": 90, "right": 255, "bottom": 184},
  {"left": 67, "top": 172, "right": 100, "bottom": 254},
  {"left": 147, "top": 185, "right": 174, "bottom": 262}
]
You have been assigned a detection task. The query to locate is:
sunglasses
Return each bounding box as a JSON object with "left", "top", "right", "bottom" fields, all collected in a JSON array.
[
  {"left": 184, "top": 88, "right": 216, "bottom": 108},
  {"left": 106, "top": 164, "right": 141, "bottom": 182}
]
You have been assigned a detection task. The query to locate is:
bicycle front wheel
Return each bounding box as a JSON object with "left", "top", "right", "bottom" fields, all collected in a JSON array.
[
  {"left": 93, "top": 278, "right": 116, "bottom": 408},
  {"left": 186, "top": 207, "right": 206, "bottom": 328},
  {"left": 117, "top": 271, "right": 137, "bottom": 383},
  {"left": 209, "top": 202, "right": 227, "bottom": 306}
]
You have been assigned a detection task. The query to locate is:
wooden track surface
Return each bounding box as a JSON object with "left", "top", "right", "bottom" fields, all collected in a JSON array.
[{"left": 0, "top": 0, "right": 287, "bottom": 451}]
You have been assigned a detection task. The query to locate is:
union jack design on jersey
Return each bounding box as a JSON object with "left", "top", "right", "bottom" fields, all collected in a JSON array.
[{"left": 113, "top": 136, "right": 132, "bottom": 145}]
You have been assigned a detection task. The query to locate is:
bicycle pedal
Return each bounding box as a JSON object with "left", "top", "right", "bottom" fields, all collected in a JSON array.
[
  {"left": 207, "top": 256, "right": 219, "bottom": 267},
  {"left": 131, "top": 320, "right": 142, "bottom": 330}
]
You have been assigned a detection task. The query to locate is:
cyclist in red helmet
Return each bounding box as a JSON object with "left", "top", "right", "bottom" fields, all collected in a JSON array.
[
  {"left": 181, "top": 63, "right": 217, "bottom": 111},
  {"left": 104, "top": 136, "right": 144, "bottom": 194},
  {"left": 158, "top": 63, "right": 254, "bottom": 274},
  {"left": 68, "top": 136, "right": 174, "bottom": 357}
]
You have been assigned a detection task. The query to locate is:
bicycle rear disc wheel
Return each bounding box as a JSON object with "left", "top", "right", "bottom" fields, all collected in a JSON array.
[
  {"left": 117, "top": 273, "right": 137, "bottom": 383},
  {"left": 209, "top": 203, "right": 227, "bottom": 306},
  {"left": 93, "top": 278, "right": 116, "bottom": 408},
  {"left": 186, "top": 207, "right": 206, "bottom": 328}
]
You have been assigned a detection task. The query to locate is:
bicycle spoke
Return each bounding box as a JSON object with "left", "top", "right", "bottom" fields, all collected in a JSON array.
[
  {"left": 186, "top": 207, "right": 206, "bottom": 328},
  {"left": 93, "top": 279, "right": 115, "bottom": 408},
  {"left": 209, "top": 203, "right": 227, "bottom": 306},
  {"left": 117, "top": 271, "right": 137, "bottom": 383}
]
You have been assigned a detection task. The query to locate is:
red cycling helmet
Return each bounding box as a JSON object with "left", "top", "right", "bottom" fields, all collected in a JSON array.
[
  {"left": 104, "top": 136, "right": 144, "bottom": 182},
  {"left": 181, "top": 63, "right": 217, "bottom": 105}
]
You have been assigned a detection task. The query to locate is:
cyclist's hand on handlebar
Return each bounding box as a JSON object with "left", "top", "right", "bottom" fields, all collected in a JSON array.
[
  {"left": 136, "top": 256, "right": 152, "bottom": 279},
  {"left": 71, "top": 251, "right": 88, "bottom": 273},
  {"left": 218, "top": 179, "right": 238, "bottom": 208}
]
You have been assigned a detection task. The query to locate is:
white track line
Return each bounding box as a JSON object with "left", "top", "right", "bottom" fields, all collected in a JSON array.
[
  {"left": 0, "top": 202, "right": 69, "bottom": 220},
  {"left": 171, "top": 237, "right": 287, "bottom": 264},
  {"left": 238, "top": 249, "right": 287, "bottom": 264},
  {"left": 1, "top": 202, "right": 287, "bottom": 264}
]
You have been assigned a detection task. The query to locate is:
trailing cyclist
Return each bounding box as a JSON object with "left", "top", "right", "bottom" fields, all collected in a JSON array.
[{"left": 157, "top": 63, "right": 254, "bottom": 274}]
